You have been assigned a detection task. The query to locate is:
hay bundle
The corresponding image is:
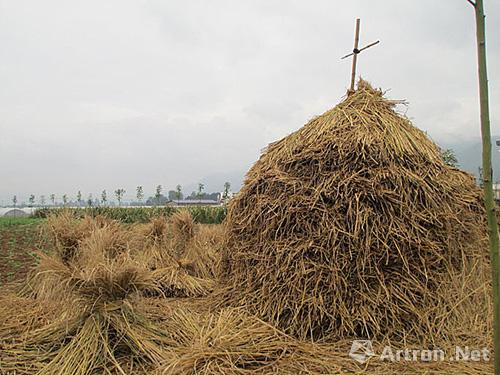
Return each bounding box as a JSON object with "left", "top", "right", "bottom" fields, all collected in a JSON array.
[
  {"left": 18, "top": 251, "right": 74, "bottom": 300},
  {"left": 220, "top": 80, "right": 489, "bottom": 341},
  {"left": 45, "top": 211, "right": 118, "bottom": 263},
  {"left": 75, "top": 224, "right": 132, "bottom": 267},
  {"left": 170, "top": 210, "right": 196, "bottom": 257},
  {"left": 1, "top": 253, "right": 173, "bottom": 374},
  {"left": 135, "top": 216, "right": 170, "bottom": 245},
  {"left": 150, "top": 265, "right": 214, "bottom": 297},
  {"left": 20, "top": 221, "right": 132, "bottom": 300},
  {"left": 180, "top": 224, "right": 225, "bottom": 279}
]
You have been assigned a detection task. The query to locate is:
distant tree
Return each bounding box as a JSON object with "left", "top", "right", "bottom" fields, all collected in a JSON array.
[
  {"left": 101, "top": 190, "right": 107, "bottom": 205},
  {"left": 155, "top": 185, "right": 162, "bottom": 206},
  {"left": 175, "top": 184, "right": 183, "bottom": 200},
  {"left": 440, "top": 148, "right": 459, "bottom": 167},
  {"left": 62, "top": 194, "right": 68, "bottom": 206},
  {"left": 12, "top": 195, "right": 17, "bottom": 207},
  {"left": 207, "top": 192, "right": 220, "bottom": 201},
  {"left": 223, "top": 182, "right": 231, "bottom": 200},
  {"left": 115, "top": 189, "right": 125, "bottom": 206},
  {"left": 167, "top": 190, "right": 177, "bottom": 201},
  {"left": 77, "top": 191, "right": 83, "bottom": 207},
  {"left": 40, "top": 195, "right": 46, "bottom": 207},
  {"left": 185, "top": 190, "right": 218, "bottom": 201},
  {"left": 87, "top": 194, "right": 93, "bottom": 207},
  {"left": 136, "top": 186, "right": 144, "bottom": 204},
  {"left": 28, "top": 194, "right": 35, "bottom": 207},
  {"left": 145, "top": 194, "right": 168, "bottom": 206},
  {"left": 50, "top": 194, "right": 56, "bottom": 206},
  {"left": 197, "top": 183, "right": 205, "bottom": 201},
  {"left": 167, "top": 190, "right": 175, "bottom": 201}
]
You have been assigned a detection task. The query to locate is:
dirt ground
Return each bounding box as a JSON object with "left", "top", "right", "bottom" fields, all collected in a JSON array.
[{"left": 0, "top": 220, "right": 54, "bottom": 285}]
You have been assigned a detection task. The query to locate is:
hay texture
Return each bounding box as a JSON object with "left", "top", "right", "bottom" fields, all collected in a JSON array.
[{"left": 220, "top": 80, "right": 489, "bottom": 342}]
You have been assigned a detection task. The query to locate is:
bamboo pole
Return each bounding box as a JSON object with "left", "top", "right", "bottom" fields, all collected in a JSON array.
[
  {"left": 470, "top": 0, "right": 500, "bottom": 372},
  {"left": 349, "top": 18, "right": 361, "bottom": 92}
]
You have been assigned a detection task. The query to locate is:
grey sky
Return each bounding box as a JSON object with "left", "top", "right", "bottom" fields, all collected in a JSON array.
[{"left": 1, "top": 0, "right": 499, "bottom": 203}]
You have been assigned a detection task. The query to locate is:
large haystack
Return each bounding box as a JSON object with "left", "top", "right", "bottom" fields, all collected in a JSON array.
[{"left": 220, "top": 80, "right": 489, "bottom": 342}]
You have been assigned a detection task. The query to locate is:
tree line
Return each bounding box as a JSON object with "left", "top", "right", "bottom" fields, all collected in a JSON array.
[{"left": 9, "top": 182, "right": 232, "bottom": 208}]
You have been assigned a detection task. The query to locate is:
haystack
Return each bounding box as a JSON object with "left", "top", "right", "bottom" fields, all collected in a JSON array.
[{"left": 220, "top": 80, "right": 489, "bottom": 342}]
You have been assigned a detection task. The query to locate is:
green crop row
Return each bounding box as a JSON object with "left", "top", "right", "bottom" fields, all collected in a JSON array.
[
  {"left": 0, "top": 217, "right": 45, "bottom": 227},
  {"left": 33, "top": 206, "right": 227, "bottom": 224}
]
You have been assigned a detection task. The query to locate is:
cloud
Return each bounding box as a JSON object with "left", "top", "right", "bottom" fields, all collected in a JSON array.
[{"left": 0, "top": 0, "right": 499, "bottom": 202}]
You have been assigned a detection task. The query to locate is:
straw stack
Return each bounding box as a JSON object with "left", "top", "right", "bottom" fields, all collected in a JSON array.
[{"left": 220, "top": 80, "right": 490, "bottom": 342}]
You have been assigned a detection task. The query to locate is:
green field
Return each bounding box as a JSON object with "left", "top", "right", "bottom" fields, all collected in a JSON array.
[
  {"left": 0, "top": 218, "right": 52, "bottom": 285},
  {"left": 33, "top": 206, "right": 227, "bottom": 224},
  {"left": 0, "top": 217, "right": 45, "bottom": 227}
]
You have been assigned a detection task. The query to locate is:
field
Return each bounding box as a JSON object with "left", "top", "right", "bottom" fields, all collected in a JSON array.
[
  {"left": 0, "top": 217, "right": 53, "bottom": 285},
  {"left": 33, "top": 206, "right": 227, "bottom": 224},
  {"left": 0, "top": 210, "right": 492, "bottom": 374},
  {"left": 0, "top": 205, "right": 226, "bottom": 286}
]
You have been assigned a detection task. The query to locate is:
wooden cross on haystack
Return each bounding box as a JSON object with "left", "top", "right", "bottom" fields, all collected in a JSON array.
[{"left": 341, "top": 18, "right": 380, "bottom": 93}]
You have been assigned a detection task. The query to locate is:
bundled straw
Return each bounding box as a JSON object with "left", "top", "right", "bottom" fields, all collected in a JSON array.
[
  {"left": 1, "top": 252, "right": 172, "bottom": 374},
  {"left": 170, "top": 210, "right": 196, "bottom": 258},
  {"left": 220, "top": 80, "right": 490, "bottom": 343},
  {"left": 180, "top": 224, "right": 225, "bottom": 279},
  {"left": 21, "top": 213, "right": 216, "bottom": 301},
  {"left": 20, "top": 222, "right": 133, "bottom": 300}
]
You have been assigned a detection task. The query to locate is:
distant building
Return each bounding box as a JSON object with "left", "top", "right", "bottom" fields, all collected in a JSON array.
[{"left": 168, "top": 199, "right": 221, "bottom": 207}]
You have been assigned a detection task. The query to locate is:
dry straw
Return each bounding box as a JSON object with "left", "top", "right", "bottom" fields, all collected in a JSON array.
[
  {"left": 1, "top": 242, "right": 172, "bottom": 374},
  {"left": 170, "top": 210, "right": 196, "bottom": 257},
  {"left": 220, "top": 80, "right": 491, "bottom": 344},
  {"left": 1, "top": 213, "right": 219, "bottom": 374},
  {"left": 180, "top": 224, "right": 225, "bottom": 279}
]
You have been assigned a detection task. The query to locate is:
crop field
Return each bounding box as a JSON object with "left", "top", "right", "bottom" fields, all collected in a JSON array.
[
  {"left": 0, "top": 218, "right": 53, "bottom": 285},
  {"left": 0, "top": 206, "right": 226, "bottom": 286},
  {"left": 33, "top": 206, "right": 227, "bottom": 224}
]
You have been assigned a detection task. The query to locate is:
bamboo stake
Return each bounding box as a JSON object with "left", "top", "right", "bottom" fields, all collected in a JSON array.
[
  {"left": 350, "top": 19, "right": 361, "bottom": 92},
  {"left": 469, "top": 0, "right": 500, "bottom": 372},
  {"left": 341, "top": 19, "right": 379, "bottom": 94}
]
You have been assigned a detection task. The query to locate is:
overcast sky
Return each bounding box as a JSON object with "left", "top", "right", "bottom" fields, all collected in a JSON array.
[{"left": 1, "top": 0, "right": 499, "bottom": 204}]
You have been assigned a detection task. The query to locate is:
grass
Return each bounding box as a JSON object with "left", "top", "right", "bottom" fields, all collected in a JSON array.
[
  {"left": 0, "top": 218, "right": 53, "bottom": 285},
  {"left": 0, "top": 217, "right": 45, "bottom": 226}
]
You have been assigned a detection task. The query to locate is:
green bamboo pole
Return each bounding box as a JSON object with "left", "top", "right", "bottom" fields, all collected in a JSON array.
[{"left": 470, "top": 0, "right": 500, "bottom": 372}]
